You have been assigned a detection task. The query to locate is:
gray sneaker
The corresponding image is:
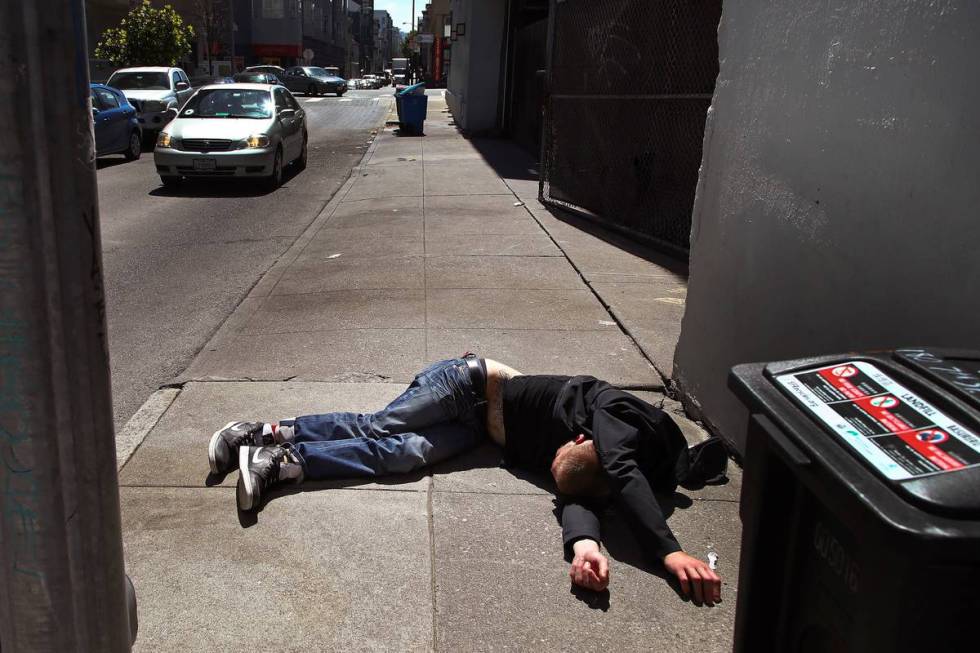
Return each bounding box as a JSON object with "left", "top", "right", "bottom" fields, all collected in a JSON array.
[
  {"left": 208, "top": 421, "right": 268, "bottom": 475},
  {"left": 237, "top": 444, "right": 303, "bottom": 512}
]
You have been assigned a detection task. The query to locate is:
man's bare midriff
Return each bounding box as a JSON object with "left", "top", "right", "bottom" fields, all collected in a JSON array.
[{"left": 484, "top": 359, "right": 522, "bottom": 447}]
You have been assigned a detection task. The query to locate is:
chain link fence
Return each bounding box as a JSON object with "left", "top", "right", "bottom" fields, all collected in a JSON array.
[{"left": 540, "top": 0, "right": 722, "bottom": 257}]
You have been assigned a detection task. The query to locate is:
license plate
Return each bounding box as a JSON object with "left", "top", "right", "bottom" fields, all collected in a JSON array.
[{"left": 193, "top": 159, "right": 216, "bottom": 171}]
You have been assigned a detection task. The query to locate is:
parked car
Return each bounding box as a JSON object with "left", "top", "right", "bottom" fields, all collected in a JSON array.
[
  {"left": 153, "top": 84, "right": 307, "bottom": 190},
  {"left": 245, "top": 65, "right": 286, "bottom": 83},
  {"left": 363, "top": 74, "right": 381, "bottom": 89},
  {"left": 106, "top": 66, "right": 194, "bottom": 136},
  {"left": 348, "top": 78, "right": 363, "bottom": 89},
  {"left": 233, "top": 71, "right": 283, "bottom": 85},
  {"left": 279, "top": 66, "right": 347, "bottom": 96},
  {"left": 90, "top": 83, "right": 142, "bottom": 161}
]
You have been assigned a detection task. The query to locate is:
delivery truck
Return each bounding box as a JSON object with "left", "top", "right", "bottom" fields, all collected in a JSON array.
[{"left": 392, "top": 57, "right": 409, "bottom": 85}]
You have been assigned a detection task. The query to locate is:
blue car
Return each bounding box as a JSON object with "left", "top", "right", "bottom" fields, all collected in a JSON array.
[{"left": 90, "top": 83, "right": 142, "bottom": 160}]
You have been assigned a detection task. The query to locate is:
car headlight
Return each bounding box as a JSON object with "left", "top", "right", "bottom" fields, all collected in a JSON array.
[
  {"left": 245, "top": 134, "right": 271, "bottom": 149},
  {"left": 156, "top": 132, "right": 172, "bottom": 148}
]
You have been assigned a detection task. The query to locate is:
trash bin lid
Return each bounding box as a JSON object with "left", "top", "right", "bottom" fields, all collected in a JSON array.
[
  {"left": 764, "top": 349, "right": 980, "bottom": 517},
  {"left": 397, "top": 82, "right": 426, "bottom": 96}
]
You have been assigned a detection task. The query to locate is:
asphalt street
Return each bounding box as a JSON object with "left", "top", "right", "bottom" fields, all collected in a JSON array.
[{"left": 96, "top": 87, "right": 393, "bottom": 428}]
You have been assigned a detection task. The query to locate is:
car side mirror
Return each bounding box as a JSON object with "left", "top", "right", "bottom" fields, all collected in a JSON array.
[
  {"left": 176, "top": 81, "right": 189, "bottom": 91},
  {"left": 92, "top": 106, "right": 100, "bottom": 115},
  {"left": 278, "top": 108, "right": 296, "bottom": 120}
]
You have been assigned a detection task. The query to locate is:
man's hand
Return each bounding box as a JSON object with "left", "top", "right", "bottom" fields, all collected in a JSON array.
[
  {"left": 570, "top": 539, "right": 609, "bottom": 591},
  {"left": 663, "top": 551, "right": 721, "bottom": 606}
]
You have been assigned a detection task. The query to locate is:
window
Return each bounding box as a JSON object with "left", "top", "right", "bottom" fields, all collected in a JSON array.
[
  {"left": 95, "top": 88, "right": 119, "bottom": 109},
  {"left": 106, "top": 71, "right": 169, "bottom": 90},
  {"left": 285, "top": 92, "right": 301, "bottom": 111},
  {"left": 261, "top": 0, "right": 284, "bottom": 19},
  {"left": 274, "top": 88, "right": 289, "bottom": 112},
  {"left": 179, "top": 89, "right": 273, "bottom": 119},
  {"left": 172, "top": 71, "right": 181, "bottom": 88}
]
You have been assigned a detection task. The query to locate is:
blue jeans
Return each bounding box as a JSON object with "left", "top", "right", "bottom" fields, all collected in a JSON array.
[{"left": 282, "top": 359, "right": 486, "bottom": 479}]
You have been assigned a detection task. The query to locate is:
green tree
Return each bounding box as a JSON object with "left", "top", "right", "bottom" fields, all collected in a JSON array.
[
  {"left": 401, "top": 30, "right": 417, "bottom": 59},
  {"left": 95, "top": 1, "right": 195, "bottom": 68}
]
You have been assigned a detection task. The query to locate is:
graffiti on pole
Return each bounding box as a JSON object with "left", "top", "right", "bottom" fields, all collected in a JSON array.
[{"left": 0, "top": 165, "right": 43, "bottom": 583}]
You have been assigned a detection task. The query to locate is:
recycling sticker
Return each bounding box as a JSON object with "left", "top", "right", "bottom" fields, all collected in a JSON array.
[{"left": 776, "top": 360, "right": 980, "bottom": 480}]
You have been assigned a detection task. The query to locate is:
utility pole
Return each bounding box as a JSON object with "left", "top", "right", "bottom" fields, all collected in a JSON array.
[
  {"left": 0, "top": 1, "right": 133, "bottom": 651},
  {"left": 228, "top": 0, "right": 236, "bottom": 70}
]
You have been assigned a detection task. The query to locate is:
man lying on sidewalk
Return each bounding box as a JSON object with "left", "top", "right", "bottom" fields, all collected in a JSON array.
[{"left": 208, "top": 355, "right": 728, "bottom": 605}]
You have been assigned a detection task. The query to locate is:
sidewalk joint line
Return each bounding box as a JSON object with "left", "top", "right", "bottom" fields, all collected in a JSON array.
[
  {"left": 426, "top": 475, "right": 439, "bottom": 651},
  {"left": 421, "top": 128, "right": 430, "bottom": 360},
  {"left": 503, "top": 179, "right": 673, "bottom": 392}
]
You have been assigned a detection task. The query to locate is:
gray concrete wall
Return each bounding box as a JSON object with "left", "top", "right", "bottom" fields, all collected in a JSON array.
[
  {"left": 446, "top": 0, "right": 506, "bottom": 131},
  {"left": 674, "top": 1, "right": 980, "bottom": 453}
]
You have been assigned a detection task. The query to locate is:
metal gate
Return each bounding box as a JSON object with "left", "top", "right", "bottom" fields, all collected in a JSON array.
[{"left": 539, "top": 0, "right": 722, "bottom": 257}]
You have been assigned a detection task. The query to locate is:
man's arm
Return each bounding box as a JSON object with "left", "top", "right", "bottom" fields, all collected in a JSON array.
[
  {"left": 593, "top": 411, "right": 722, "bottom": 605},
  {"left": 560, "top": 501, "right": 609, "bottom": 591}
]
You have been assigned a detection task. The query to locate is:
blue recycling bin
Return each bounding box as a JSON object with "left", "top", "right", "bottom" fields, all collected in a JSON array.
[{"left": 395, "top": 83, "right": 427, "bottom": 134}]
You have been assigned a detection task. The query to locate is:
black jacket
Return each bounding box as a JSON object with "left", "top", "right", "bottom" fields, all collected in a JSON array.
[{"left": 552, "top": 377, "right": 689, "bottom": 560}]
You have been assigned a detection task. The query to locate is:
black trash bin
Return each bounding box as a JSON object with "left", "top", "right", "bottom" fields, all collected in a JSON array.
[{"left": 729, "top": 348, "right": 980, "bottom": 653}]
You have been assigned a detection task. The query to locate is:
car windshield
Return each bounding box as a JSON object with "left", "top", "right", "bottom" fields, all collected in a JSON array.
[
  {"left": 307, "top": 67, "right": 335, "bottom": 79},
  {"left": 108, "top": 71, "right": 170, "bottom": 90},
  {"left": 179, "top": 89, "right": 272, "bottom": 119}
]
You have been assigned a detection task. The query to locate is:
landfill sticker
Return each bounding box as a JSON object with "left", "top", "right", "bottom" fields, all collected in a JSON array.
[{"left": 776, "top": 360, "right": 980, "bottom": 480}]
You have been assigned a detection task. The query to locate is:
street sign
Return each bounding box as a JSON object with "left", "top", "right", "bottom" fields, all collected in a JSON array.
[{"left": 417, "top": 33, "right": 434, "bottom": 44}]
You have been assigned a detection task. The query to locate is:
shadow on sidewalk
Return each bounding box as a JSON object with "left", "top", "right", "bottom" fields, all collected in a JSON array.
[{"left": 465, "top": 135, "right": 689, "bottom": 278}]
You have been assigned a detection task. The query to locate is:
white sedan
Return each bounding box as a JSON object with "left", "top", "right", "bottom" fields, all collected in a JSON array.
[{"left": 153, "top": 84, "right": 307, "bottom": 190}]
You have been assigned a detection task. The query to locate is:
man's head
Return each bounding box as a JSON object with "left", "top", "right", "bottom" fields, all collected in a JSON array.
[{"left": 551, "top": 434, "right": 609, "bottom": 497}]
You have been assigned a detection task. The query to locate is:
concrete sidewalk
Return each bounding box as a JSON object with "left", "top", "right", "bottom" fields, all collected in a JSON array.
[{"left": 118, "top": 94, "right": 741, "bottom": 652}]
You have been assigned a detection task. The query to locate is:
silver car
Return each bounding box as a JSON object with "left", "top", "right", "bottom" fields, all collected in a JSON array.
[{"left": 153, "top": 84, "right": 307, "bottom": 189}]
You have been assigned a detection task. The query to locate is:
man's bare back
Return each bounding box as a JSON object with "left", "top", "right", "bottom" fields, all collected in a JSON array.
[{"left": 484, "top": 359, "right": 522, "bottom": 447}]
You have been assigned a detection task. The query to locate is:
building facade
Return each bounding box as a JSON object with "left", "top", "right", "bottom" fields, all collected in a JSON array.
[
  {"left": 347, "top": 0, "right": 374, "bottom": 76},
  {"left": 239, "top": 0, "right": 350, "bottom": 70},
  {"left": 373, "top": 9, "right": 393, "bottom": 72},
  {"left": 445, "top": 0, "right": 506, "bottom": 131},
  {"left": 301, "top": 0, "right": 349, "bottom": 69},
  {"left": 389, "top": 26, "right": 402, "bottom": 63},
  {"left": 417, "top": 0, "right": 451, "bottom": 87}
]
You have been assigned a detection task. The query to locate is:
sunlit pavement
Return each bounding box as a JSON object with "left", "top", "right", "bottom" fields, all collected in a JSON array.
[{"left": 116, "top": 93, "right": 741, "bottom": 652}]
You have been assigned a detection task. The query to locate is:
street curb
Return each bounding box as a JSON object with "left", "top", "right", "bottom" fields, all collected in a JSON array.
[
  {"left": 169, "top": 100, "right": 394, "bottom": 386},
  {"left": 116, "top": 387, "right": 181, "bottom": 471}
]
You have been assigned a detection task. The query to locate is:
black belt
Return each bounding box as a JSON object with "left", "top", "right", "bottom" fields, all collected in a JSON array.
[{"left": 464, "top": 356, "right": 487, "bottom": 398}]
